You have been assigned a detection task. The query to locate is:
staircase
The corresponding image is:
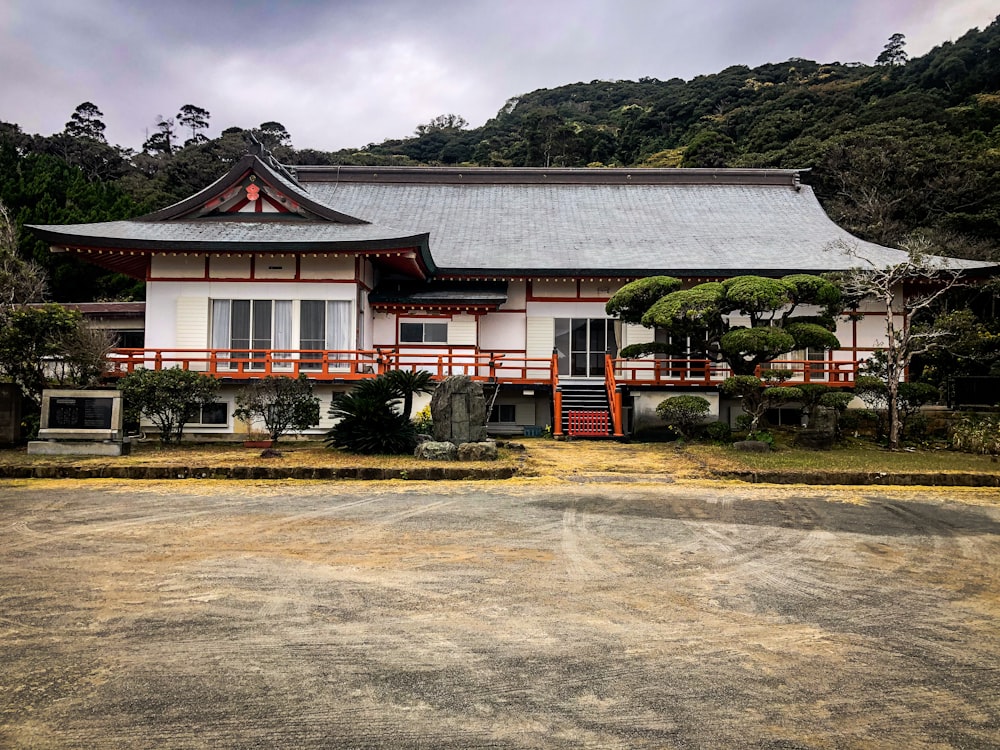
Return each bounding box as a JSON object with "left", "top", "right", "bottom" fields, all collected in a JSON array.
[{"left": 558, "top": 379, "right": 613, "bottom": 437}]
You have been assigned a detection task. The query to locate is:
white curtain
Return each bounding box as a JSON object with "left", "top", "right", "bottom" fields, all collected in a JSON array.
[
  {"left": 211, "top": 300, "right": 230, "bottom": 349},
  {"left": 274, "top": 300, "right": 292, "bottom": 350},
  {"left": 326, "top": 301, "right": 351, "bottom": 351}
]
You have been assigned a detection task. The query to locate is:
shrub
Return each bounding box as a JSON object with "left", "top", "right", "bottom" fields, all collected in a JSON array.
[
  {"left": 233, "top": 375, "right": 320, "bottom": 443},
  {"left": 412, "top": 404, "right": 433, "bottom": 434},
  {"left": 384, "top": 369, "right": 434, "bottom": 419},
  {"left": 704, "top": 420, "right": 732, "bottom": 443},
  {"left": 839, "top": 408, "right": 878, "bottom": 436},
  {"left": 950, "top": 414, "right": 1000, "bottom": 455},
  {"left": 655, "top": 395, "right": 711, "bottom": 439},
  {"left": 325, "top": 375, "right": 418, "bottom": 455},
  {"left": 119, "top": 368, "right": 220, "bottom": 444}
]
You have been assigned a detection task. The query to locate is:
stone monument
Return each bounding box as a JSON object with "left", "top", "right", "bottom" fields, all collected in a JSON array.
[
  {"left": 28, "top": 388, "right": 130, "bottom": 456},
  {"left": 430, "top": 375, "right": 488, "bottom": 444},
  {"left": 795, "top": 406, "right": 839, "bottom": 450}
]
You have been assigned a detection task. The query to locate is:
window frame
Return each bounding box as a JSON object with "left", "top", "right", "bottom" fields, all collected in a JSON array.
[
  {"left": 188, "top": 401, "right": 229, "bottom": 427},
  {"left": 400, "top": 321, "right": 449, "bottom": 344}
]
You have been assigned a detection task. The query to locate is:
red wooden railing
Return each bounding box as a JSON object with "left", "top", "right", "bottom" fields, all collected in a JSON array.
[
  {"left": 104, "top": 348, "right": 559, "bottom": 384},
  {"left": 604, "top": 354, "right": 624, "bottom": 437},
  {"left": 551, "top": 351, "right": 563, "bottom": 437},
  {"left": 610, "top": 357, "right": 859, "bottom": 387},
  {"left": 104, "top": 349, "right": 860, "bottom": 389}
]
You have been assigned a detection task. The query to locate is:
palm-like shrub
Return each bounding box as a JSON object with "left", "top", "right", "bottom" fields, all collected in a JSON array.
[
  {"left": 384, "top": 368, "right": 434, "bottom": 419},
  {"left": 325, "top": 376, "right": 418, "bottom": 454}
]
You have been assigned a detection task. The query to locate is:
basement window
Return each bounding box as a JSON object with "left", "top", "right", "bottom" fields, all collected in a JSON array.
[
  {"left": 191, "top": 402, "right": 229, "bottom": 426},
  {"left": 488, "top": 404, "right": 517, "bottom": 423}
]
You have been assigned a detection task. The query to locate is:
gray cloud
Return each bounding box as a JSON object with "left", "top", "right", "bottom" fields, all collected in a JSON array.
[{"left": 1, "top": 0, "right": 995, "bottom": 152}]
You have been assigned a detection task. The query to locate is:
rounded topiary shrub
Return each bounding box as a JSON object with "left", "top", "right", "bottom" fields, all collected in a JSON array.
[
  {"left": 704, "top": 420, "right": 732, "bottom": 443},
  {"left": 655, "top": 395, "right": 711, "bottom": 440}
]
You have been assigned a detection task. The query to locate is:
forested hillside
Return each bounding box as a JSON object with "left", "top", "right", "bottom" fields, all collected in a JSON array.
[{"left": 1, "top": 17, "right": 997, "bottom": 301}]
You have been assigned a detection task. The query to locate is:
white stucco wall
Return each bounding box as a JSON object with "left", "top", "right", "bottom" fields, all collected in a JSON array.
[
  {"left": 145, "top": 280, "right": 360, "bottom": 351},
  {"left": 631, "top": 390, "right": 720, "bottom": 433}
]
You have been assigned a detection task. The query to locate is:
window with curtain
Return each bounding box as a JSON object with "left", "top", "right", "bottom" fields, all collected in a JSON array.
[
  {"left": 300, "top": 300, "right": 352, "bottom": 370},
  {"left": 211, "top": 299, "right": 293, "bottom": 369}
]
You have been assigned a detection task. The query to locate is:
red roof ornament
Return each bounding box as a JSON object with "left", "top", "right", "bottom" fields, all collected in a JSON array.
[{"left": 246, "top": 183, "right": 260, "bottom": 201}]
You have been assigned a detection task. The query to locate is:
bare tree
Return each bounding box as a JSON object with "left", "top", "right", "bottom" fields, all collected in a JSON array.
[
  {"left": 49, "top": 324, "right": 116, "bottom": 389},
  {"left": 0, "top": 200, "right": 47, "bottom": 312},
  {"left": 832, "top": 239, "right": 966, "bottom": 450}
]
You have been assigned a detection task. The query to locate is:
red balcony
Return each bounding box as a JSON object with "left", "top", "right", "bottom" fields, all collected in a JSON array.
[{"left": 105, "top": 349, "right": 859, "bottom": 387}]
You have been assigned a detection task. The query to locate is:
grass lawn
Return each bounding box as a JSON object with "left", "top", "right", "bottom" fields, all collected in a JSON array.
[
  {"left": 685, "top": 440, "right": 1000, "bottom": 474},
  {"left": 0, "top": 440, "right": 523, "bottom": 472},
  {"left": 1, "top": 436, "right": 996, "bottom": 479}
]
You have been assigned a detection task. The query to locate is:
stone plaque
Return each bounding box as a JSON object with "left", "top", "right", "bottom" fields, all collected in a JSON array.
[
  {"left": 37, "top": 388, "right": 123, "bottom": 442},
  {"left": 48, "top": 396, "right": 115, "bottom": 431}
]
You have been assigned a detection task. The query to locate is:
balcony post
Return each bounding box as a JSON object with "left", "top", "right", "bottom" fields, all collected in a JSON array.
[
  {"left": 613, "top": 387, "right": 625, "bottom": 437},
  {"left": 553, "top": 387, "right": 563, "bottom": 437}
]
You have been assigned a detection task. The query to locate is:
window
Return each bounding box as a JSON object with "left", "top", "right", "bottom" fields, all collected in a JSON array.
[
  {"left": 654, "top": 329, "right": 711, "bottom": 380},
  {"left": 192, "top": 402, "right": 228, "bottom": 426},
  {"left": 212, "top": 299, "right": 291, "bottom": 368},
  {"left": 786, "top": 347, "right": 828, "bottom": 381},
  {"left": 488, "top": 404, "right": 517, "bottom": 423},
  {"left": 400, "top": 321, "right": 448, "bottom": 344},
  {"left": 211, "top": 299, "right": 351, "bottom": 370},
  {"left": 300, "top": 300, "right": 352, "bottom": 369},
  {"left": 554, "top": 318, "right": 618, "bottom": 377},
  {"left": 113, "top": 330, "right": 145, "bottom": 348}
]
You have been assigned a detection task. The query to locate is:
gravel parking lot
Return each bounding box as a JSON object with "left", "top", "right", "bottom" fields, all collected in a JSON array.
[{"left": 2, "top": 478, "right": 999, "bottom": 749}]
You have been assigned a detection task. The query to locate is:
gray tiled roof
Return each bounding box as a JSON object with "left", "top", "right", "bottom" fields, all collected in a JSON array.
[
  {"left": 302, "top": 180, "right": 989, "bottom": 274},
  {"left": 369, "top": 281, "right": 508, "bottom": 305},
  {"left": 29, "top": 165, "right": 993, "bottom": 277},
  {"left": 28, "top": 220, "right": 423, "bottom": 248}
]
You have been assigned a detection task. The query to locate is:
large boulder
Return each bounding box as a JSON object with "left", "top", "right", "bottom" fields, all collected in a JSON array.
[
  {"left": 430, "top": 375, "right": 488, "bottom": 444},
  {"left": 458, "top": 441, "right": 498, "bottom": 462},
  {"left": 796, "top": 406, "right": 839, "bottom": 450},
  {"left": 414, "top": 441, "right": 458, "bottom": 461}
]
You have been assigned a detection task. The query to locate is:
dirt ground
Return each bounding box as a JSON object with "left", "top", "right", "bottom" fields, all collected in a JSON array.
[{"left": 1, "top": 477, "right": 999, "bottom": 749}]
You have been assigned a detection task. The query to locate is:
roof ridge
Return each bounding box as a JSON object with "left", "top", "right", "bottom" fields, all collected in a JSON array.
[{"left": 295, "top": 165, "right": 806, "bottom": 187}]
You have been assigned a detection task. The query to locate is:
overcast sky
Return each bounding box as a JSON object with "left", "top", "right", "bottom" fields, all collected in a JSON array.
[{"left": 1, "top": 0, "right": 996, "bottom": 152}]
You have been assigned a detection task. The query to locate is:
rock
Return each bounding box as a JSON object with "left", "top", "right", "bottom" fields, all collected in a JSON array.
[
  {"left": 259, "top": 448, "right": 283, "bottom": 458},
  {"left": 496, "top": 440, "right": 526, "bottom": 452},
  {"left": 733, "top": 440, "right": 771, "bottom": 453},
  {"left": 810, "top": 405, "right": 839, "bottom": 434},
  {"left": 430, "top": 375, "right": 488, "bottom": 444},
  {"left": 414, "top": 441, "right": 458, "bottom": 461},
  {"left": 458, "top": 441, "right": 498, "bottom": 462},
  {"left": 795, "top": 430, "right": 837, "bottom": 450}
]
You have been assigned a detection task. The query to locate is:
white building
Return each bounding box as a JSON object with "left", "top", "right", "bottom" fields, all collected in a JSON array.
[{"left": 28, "top": 154, "right": 993, "bottom": 438}]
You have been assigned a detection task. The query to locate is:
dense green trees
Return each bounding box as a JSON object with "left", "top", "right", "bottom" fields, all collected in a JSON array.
[
  {"left": 0, "top": 304, "right": 110, "bottom": 406},
  {"left": 0, "top": 13, "right": 997, "bottom": 305}
]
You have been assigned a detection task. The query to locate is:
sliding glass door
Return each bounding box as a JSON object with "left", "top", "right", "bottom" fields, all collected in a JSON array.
[{"left": 555, "top": 318, "right": 617, "bottom": 377}]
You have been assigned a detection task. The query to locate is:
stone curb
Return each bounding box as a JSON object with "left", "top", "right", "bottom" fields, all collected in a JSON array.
[
  {"left": 714, "top": 470, "right": 1000, "bottom": 487},
  {"left": 0, "top": 465, "right": 519, "bottom": 481},
  {"left": 1, "top": 465, "right": 996, "bottom": 486}
]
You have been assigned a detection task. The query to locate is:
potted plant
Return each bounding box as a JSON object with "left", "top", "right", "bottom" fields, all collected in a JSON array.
[{"left": 242, "top": 429, "right": 273, "bottom": 449}]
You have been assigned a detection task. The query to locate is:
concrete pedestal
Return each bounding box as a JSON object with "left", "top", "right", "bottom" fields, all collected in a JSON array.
[{"left": 28, "top": 440, "right": 131, "bottom": 456}]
